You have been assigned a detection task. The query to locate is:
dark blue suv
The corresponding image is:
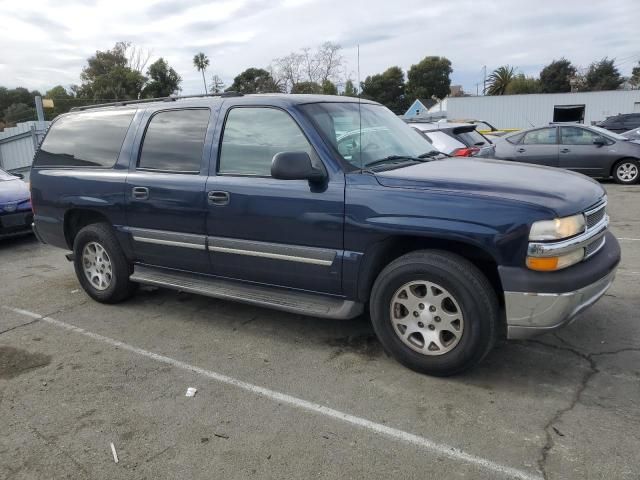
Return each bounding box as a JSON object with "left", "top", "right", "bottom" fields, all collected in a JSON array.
[{"left": 30, "top": 94, "right": 620, "bottom": 376}]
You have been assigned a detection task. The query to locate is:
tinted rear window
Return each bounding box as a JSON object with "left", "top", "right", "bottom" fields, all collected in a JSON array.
[
  {"left": 456, "top": 130, "right": 487, "bottom": 146},
  {"left": 34, "top": 110, "right": 135, "bottom": 168},
  {"left": 138, "top": 109, "right": 210, "bottom": 172}
]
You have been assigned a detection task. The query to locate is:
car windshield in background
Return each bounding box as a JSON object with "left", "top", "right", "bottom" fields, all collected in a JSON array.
[
  {"left": 457, "top": 129, "right": 487, "bottom": 146},
  {"left": 301, "top": 103, "right": 435, "bottom": 169},
  {"left": 589, "top": 125, "right": 628, "bottom": 141}
]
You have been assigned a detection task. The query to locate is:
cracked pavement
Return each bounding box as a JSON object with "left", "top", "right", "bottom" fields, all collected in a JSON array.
[{"left": 1, "top": 182, "right": 639, "bottom": 479}]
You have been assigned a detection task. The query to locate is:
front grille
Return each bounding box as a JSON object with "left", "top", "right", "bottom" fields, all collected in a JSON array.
[
  {"left": 584, "top": 235, "right": 606, "bottom": 259},
  {"left": 585, "top": 201, "right": 606, "bottom": 230}
]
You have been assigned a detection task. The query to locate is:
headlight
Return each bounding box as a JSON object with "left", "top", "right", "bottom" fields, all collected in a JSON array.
[
  {"left": 526, "top": 248, "right": 585, "bottom": 271},
  {"left": 529, "top": 214, "right": 585, "bottom": 241}
]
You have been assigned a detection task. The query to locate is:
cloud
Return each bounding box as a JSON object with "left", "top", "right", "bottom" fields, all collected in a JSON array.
[{"left": 0, "top": 0, "right": 638, "bottom": 96}]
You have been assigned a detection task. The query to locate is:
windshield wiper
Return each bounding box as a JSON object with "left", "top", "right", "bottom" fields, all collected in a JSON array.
[
  {"left": 364, "top": 155, "right": 429, "bottom": 168},
  {"left": 419, "top": 150, "right": 451, "bottom": 158}
]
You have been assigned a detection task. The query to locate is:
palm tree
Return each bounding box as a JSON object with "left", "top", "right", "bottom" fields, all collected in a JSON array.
[
  {"left": 193, "top": 52, "right": 210, "bottom": 94},
  {"left": 485, "top": 65, "right": 516, "bottom": 95}
]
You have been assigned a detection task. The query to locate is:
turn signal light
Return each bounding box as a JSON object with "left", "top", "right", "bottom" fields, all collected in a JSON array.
[{"left": 526, "top": 248, "right": 585, "bottom": 271}]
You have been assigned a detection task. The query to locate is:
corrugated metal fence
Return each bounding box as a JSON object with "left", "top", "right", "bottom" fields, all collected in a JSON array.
[{"left": 0, "top": 121, "right": 50, "bottom": 180}]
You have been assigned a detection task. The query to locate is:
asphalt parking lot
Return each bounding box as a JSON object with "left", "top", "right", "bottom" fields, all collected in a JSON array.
[{"left": 1, "top": 183, "right": 638, "bottom": 480}]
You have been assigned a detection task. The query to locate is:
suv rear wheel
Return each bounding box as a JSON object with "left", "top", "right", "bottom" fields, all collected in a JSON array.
[
  {"left": 370, "top": 250, "right": 498, "bottom": 376},
  {"left": 73, "top": 223, "right": 136, "bottom": 303}
]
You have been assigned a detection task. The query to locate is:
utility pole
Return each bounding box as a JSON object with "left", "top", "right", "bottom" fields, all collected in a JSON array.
[{"left": 482, "top": 65, "right": 487, "bottom": 95}]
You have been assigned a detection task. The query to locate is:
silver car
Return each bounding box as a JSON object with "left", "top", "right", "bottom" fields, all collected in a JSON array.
[
  {"left": 407, "top": 122, "right": 495, "bottom": 158},
  {"left": 493, "top": 123, "right": 640, "bottom": 184}
]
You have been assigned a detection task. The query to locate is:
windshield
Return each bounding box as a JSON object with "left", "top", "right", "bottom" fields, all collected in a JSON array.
[
  {"left": 300, "top": 103, "right": 436, "bottom": 169},
  {"left": 589, "top": 125, "right": 628, "bottom": 141},
  {"left": 0, "top": 168, "right": 16, "bottom": 181}
]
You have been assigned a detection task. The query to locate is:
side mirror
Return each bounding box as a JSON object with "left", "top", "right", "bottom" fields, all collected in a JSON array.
[
  {"left": 593, "top": 138, "right": 606, "bottom": 147},
  {"left": 13, "top": 172, "right": 24, "bottom": 179},
  {"left": 271, "top": 152, "right": 326, "bottom": 181}
]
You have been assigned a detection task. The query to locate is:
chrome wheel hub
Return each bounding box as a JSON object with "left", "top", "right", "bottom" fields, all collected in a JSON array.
[
  {"left": 390, "top": 281, "right": 464, "bottom": 356},
  {"left": 82, "top": 242, "right": 113, "bottom": 291},
  {"left": 617, "top": 163, "right": 638, "bottom": 182}
]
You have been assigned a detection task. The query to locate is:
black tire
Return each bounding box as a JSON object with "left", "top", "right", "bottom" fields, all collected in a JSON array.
[
  {"left": 72, "top": 223, "right": 136, "bottom": 304},
  {"left": 613, "top": 158, "right": 640, "bottom": 185},
  {"left": 370, "top": 250, "right": 498, "bottom": 376}
]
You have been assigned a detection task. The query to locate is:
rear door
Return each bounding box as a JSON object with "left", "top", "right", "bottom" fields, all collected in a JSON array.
[
  {"left": 125, "top": 108, "right": 214, "bottom": 273},
  {"left": 558, "top": 126, "right": 609, "bottom": 176},
  {"left": 513, "top": 127, "right": 559, "bottom": 167},
  {"left": 205, "top": 104, "right": 344, "bottom": 294}
]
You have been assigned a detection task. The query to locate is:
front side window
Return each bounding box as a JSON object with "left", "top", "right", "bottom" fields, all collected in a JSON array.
[
  {"left": 34, "top": 110, "right": 135, "bottom": 168},
  {"left": 138, "top": 109, "right": 210, "bottom": 172},
  {"left": 218, "top": 107, "right": 314, "bottom": 176},
  {"left": 522, "top": 128, "right": 557, "bottom": 145},
  {"left": 560, "top": 127, "right": 601, "bottom": 145}
]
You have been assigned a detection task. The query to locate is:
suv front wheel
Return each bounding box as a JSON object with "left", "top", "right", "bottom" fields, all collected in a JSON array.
[
  {"left": 370, "top": 250, "right": 498, "bottom": 376},
  {"left": 73, "top": 223, "right": 136, "bottom": 303}
]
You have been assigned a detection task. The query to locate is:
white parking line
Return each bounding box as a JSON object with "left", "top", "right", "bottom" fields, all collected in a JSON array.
[
  {"left": 617, "top": 237, "right": 640, "bottom": 241},
  {"left": 3, "top": 306, "right": 541, "bottom": 480}
]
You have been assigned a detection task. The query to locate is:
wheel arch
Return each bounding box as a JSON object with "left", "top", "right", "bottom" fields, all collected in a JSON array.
[
  {"left": 356, "top": 235, "right": 504, "bottom": 307},
  {"left": 63, "top": 208, "right": 111, "bottom": 249}
]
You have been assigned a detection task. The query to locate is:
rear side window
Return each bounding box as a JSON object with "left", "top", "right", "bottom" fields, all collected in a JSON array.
[
  {"left": 34, "top": 110, "right": 134, "bottom": 168},
  {"left": 218, "top": 107, "right": 313, "bottom": 176},
  {"left": 522, "top": 128, "right": 557, "bottom": 145},
  {"left": 138, "top": 109, "right": 210, "bottom": 173}
]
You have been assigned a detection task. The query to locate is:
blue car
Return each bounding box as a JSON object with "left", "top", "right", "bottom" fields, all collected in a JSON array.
[{"left": 0, "top": 169, "right": 33, "bottom": 239}]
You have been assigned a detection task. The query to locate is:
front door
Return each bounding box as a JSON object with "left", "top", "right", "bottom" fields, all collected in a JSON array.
[
  {"left": 514, "top": 127, "right": 559, "bottom": 167},
  {"left": 205, "top": 105, "right": 344, "bottom": 295},
  {"left": 558, "top": 126, "right": 609, "bottom": 177},
  {"left": 125, "top": 108, "right": 214, "bottom": 273}
]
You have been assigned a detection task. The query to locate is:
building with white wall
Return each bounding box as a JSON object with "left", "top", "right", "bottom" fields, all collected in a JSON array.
[{"left": 445, "top": 90, "right": 640, "bottom": 129}]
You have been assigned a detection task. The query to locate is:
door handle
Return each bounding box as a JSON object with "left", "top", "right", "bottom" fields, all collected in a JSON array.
[
  {"left": 517, "top": 148, "right": 526, "bottom": 153},
  {"left": 560, "top": 148, "right": 571, "bottom": 153},
  {"left": 208, "top": 191, "right": 230, "bottom": 205},
  {"left": 132, "top": 187, "right": 149, "bottom": 200}
]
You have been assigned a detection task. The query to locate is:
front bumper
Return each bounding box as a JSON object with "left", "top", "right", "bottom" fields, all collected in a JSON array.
[
  {"left": 0, "top": 210, "right": 34, "bottom": 239},
  {"left": 501, "top": 232, "right": 620, "bottom": 340}
]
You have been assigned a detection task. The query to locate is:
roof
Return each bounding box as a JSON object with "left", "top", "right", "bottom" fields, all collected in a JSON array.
[
  {"left": 406, "top": 121, "right": 476, "bottom": 132},
  {"left": 70, "top": 93, "right": 379, "bottom": 112}
]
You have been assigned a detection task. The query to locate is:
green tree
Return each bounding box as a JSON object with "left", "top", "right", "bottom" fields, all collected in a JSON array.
[
  {"left": 79, "top": 42, "right": 147, "bottom": 100},
  {"left": 505, "top": 74, "right": 540, "bottom": 94},
  {"left": 193, "top": 52, "right": 210, "bottom": 94},
  {"left": 3, "top": 103, "right": 35, "bottom": 126},
  {"left": 361, "top": 66, "right": 408, "bottom": 114},
  {"left": 142, "top": 58, "right": 182, "bottom": 98},
  {"left": 44, "top": 85, "right": 75, "bottom": 119},
  {"left": 226, "top": 68, "right": 281, "bottom": 94},
  {"left": 485, "top": 65, "right": 516, "bottom": 95},
  {"left": 631, "top": 61, "right": 640, "bottom": 88},
  {"left": 342, "top": 79, "right": 358, "bottom": 97},
  {"left": 539, "top": 58, "right": 576, "bottom": 93},
  {"left": 406, "top": 56, "right": 452, "bottom": 101},
  {"left": 321, "top": 80, "right": 337, "bottom": 95},
  {"left": 583, "top": 58, "right": 624, "bottom": 91},
  {"left": 291, "top": 81, "right": 322, "bottom": 94}
]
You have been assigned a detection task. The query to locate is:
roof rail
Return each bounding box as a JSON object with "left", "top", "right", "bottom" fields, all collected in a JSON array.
[{"left": 70, "top": 91, "right": 243, "bottom": 111}]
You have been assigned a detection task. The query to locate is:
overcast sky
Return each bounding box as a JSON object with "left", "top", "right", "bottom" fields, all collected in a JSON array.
[{"left": 1, "top": 0, "right": 639, "bottom": 97}]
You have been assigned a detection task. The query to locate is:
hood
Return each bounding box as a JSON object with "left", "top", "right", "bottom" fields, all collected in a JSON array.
[
  {"left": 375, "top": 158, "right": 605, "bottom": 217},
  {"left": 0, "top": 178, "right": 30, "bottom": 204}
]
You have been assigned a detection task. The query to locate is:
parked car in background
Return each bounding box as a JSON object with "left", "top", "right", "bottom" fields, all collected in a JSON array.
[
  {"left": 448, "top": 119, "right": 519, "bottom": 137},
  {"left": 596, "top": 113, "right": 640, "bottom": 134},
  {"left": 622, "top": 128, "right": 640, "bottom": 141},
  {"left": 493, "top": 123, "right": 640, "bottom": 184},
  {"left": 407, "top": 121, "right": 495, "bottom": 157},
  {"left": 0, "top": 168, "right": 33, "bottom": 239}
]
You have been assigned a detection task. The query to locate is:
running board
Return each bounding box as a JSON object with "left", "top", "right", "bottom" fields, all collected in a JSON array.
[{"left": 130, "top": 265, "right": 363, "bottom": 320}]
